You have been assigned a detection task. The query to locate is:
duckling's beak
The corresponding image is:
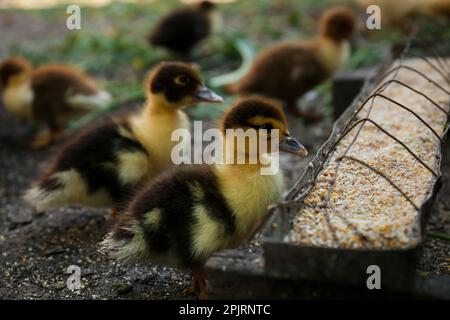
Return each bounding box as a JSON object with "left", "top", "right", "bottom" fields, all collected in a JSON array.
[
  {"left": 279, "top": 134, "right": 308, "bottom": 157},
  {"left": 194, "top": 86, "right": 223, "bottom": 103}
]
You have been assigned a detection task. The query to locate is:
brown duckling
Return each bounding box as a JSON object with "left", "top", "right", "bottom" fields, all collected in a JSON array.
[
  {"left": 355, "top": 0, "right": 450, "bottom": 30},
  {"left": 100, "top": 96, "right": 308, "bottom": 299},
  {"left": 147, "top": 1, "right": 221, "bottom": 56},
  {"left": 229, "top": 6, "right": 355, "bottom": 120},
  {"left": 24, "top": 61, "right": 223, "bottom": 216},
  {"left": 0, "top": 57, "right": 111, "bottom": 148}
]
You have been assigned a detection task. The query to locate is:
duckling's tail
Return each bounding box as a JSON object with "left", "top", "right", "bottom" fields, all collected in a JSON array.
[
  {"left": 24, "top": 175, "right": 66, "bottom": 212},
  {"left": 24, "top": 169, "right": 111, "bottom": 212},
  {"left": 99, "top": 216, "right": 147, "bottom": 262},
  {"left": 67, "top": 90, "right": 112, "bottom": 111}
]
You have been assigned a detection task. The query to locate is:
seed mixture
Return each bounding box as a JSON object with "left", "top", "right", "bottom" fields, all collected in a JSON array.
[{"left": 291, "top": 58, "right": 450, "bottom": 249}]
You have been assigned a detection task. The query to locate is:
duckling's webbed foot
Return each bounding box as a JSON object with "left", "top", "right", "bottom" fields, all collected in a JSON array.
[{"left": 192, "top": 266, "right": 207, "bottom": 300}]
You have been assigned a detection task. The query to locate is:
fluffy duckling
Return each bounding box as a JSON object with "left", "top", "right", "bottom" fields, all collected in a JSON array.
[
  {"left": 24, "top": 62, "right": 223, "bottom": 216},
  {"left": 230, "top": 6, "right": 355, "bottom": 120},
  {"left": 147, "top": 1, "right": 221, "bottom": 56},
  {"left": 355, "top": 0, "right": 450, "bottom": 29},
  {"left": 0, "top": 57, "right": 111, "bottom": 148},
  {"left": 100, "top": 96, "right": 308, "bottom": 299}
]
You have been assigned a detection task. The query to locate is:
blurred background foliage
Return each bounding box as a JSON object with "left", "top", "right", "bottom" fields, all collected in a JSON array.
[{"left": 1, "top": 0, "right": 448, "bottom": 121}]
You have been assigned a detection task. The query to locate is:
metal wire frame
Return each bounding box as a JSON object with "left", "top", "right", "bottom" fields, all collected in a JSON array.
[
  {"left": 334, "top": 118, "right": 438, "bottom": 177},
  {"left": 281, "top": 42, "right": 449, "bottom": 245},
  {"left": 287, "top": 65, "right": 448, "bottom": 202},
  {"left": 406, "top": 53, "right": 450, "bottom": 84},
  {"left": 284, "top": 114, "right": 445, "bottom": 242},
  {"left": 287, "top": 57, "right": 449, "bottom": 202},
  {"left": 335, "top": 156, "right": 420, "bottom": 211},
  {"left": 364, "top": 94, "right": 442, "bottom": 142},
  {"left": 413, "top": 51, "right": 450, "bottom": 75},
  {"left": 376, "top": 79, "right": 448, "bottom": 116},
  {"left": 407, "top": 38, "right": 450, "bottom": 72},
  {"left": 376, "top": 65, "right": 450, "bottom": 95}
]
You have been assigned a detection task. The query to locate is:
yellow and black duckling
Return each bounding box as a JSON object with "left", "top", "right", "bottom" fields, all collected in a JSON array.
[
  {"left": 24, "top": 61, "right": 223, "bottom": 216},
  {"left": 100, "top": 96, "right": 308, "bottom": 299},
  {"left": 0, "top": 57, "right": 111, "bottom": 148},
  {"left": 229, "top": 6, "right": 355, "bottom": 120},
  {"left": 147, "top": 0, "right": 221, "bottom": 56}
]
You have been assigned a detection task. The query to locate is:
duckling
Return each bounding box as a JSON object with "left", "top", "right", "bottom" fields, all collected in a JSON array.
[
  {"left": 24, "top": 62, "right": 223, "bottom": 216},
  {"left": 147, "top": 1, "right": 221, "bottom": 56},
  {"left": 0, "top": 57, "right": 112, "bottom": 148},
  {"left": 229, "top": 6, "right": 355, "bottom": 120},
  {"left": 355, "top": 0, "right": 450, "bottom": 30},
  {"left": 100, "top": 96, "right": 308, "bottom": 299}
]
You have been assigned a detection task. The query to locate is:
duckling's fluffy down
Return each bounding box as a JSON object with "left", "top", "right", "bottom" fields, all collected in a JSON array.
[
  {"left": 24, "top": 118, "right": 151, "bottom": 212},
  {"left": 30, "top": 65, "right": 111, "bottom": 125},
  {"left": 100, "top": 165, "right": 238, "bottom": 268},
  {"left": 100, "top": 161, "right": 284, "bottom": 268},
  {"left": 147, "top": 2, "right": 215, "bottom": 54}
]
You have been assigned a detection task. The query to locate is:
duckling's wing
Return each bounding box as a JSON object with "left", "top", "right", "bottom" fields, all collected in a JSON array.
[
  {"left": 31, "top": 66, "right": 110, "bottom": 127},
  {"left": 24, "top": 118, "right": 150, "bottom": 212},
  {"left": 65, "top": 90, "right": 111, "bottom": 112},
  {"left": 237, "top": 43, "right": 329, "bottom": 102}
]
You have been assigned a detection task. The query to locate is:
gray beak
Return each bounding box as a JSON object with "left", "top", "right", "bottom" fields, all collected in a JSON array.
[
  {"left": 194, "top": 86, "right": 223, "bottom": 103},
  {"left": 279, "top": 134, "right": 308, "bottom": 157}
]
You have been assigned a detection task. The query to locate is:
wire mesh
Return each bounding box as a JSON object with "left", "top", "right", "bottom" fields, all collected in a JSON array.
[{"left": 279, "top": 37, "right": 450, "bottom": 244}]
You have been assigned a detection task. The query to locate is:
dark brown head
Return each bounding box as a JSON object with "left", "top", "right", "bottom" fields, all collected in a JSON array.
[
  {"left": 221, "top": 96, "right": 308, "bottom": 157},
  {"left": 146, "top": 61, "right": 222, "bottom": 108},
  {"left": 319, "top": 6, "right": 355, "bottom": 41},
  {"left": 197, "top": 1, "right": 216, "bottom": 12},
  {"left": 0, "top": 57, "right": 32, "bottom": 90}
]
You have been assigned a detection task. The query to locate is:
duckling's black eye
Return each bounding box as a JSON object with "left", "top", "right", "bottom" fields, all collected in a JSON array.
[
  {"left": 174, "top": 75, "right": 190, "bottom": 86},
  {"left": 259, "top": 123, "right": 274, "bottom": 131}
]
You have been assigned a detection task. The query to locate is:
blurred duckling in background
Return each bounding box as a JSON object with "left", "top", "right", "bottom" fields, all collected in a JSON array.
[
  {"left": 147, "top": 0, "right": 222, "bottom": 57},
  {"left": 0, "top": 57, "right": 111, "bottom": 148},
  {"left": 355, "top": 0, "right": 450, "bottom": 30},
  {"left": 100, "top": 96, "right": 308, "bottom": 299},
  {"left": 228, "top": 6, "right": 355, "bottom": 120},
  {"left": 25, "top": 62, "right": 223, "bottom": 217}
]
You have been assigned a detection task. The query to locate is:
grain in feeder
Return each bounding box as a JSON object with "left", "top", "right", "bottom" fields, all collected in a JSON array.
[
  {"left": 291, "top": 57, "right": 449, "bottom": 249},
  {"left": 260, "top": 43, "right": 450, "bottom": 289}
]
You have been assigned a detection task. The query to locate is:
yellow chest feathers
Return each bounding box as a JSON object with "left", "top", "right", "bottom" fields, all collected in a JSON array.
[
  {"left": 216, "top": 165, "right": 285, "bottom": 239},
  {"left": 130, "top": 109, "right": 190, "bottom": 171},
  {"left": 2, "top": 81, "right": 34, "bottom": 120},
  {"left": 317, "top": 38, "right": 350, "bottom": 73}
]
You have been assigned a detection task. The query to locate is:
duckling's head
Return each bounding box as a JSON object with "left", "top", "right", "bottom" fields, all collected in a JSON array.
[
  {"left": 221, "top": 96, "right": 308, "bottom": 158},
  {"left": 0, "top": 57, "right": 32, "bottom": 90},
  {"left": 146, "top": 62, "right": 222, "bottom": 109},
  {"left": 319, "top": 6, "right": 355, "bottom": 41},
  {"left": 197, "top": 1, "right": 216, "bottom": 12}
]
